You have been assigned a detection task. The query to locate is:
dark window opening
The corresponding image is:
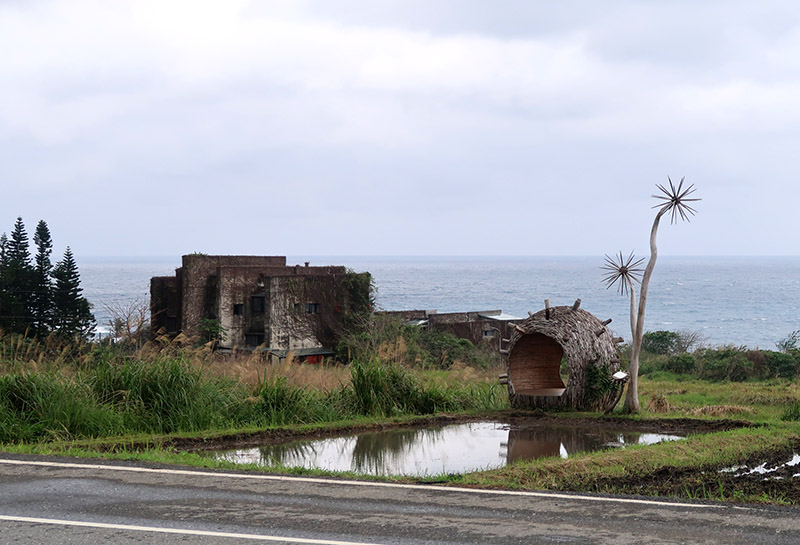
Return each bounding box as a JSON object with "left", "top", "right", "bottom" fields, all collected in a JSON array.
[
  {"left": 245, "top": 333, "right": 265, "bottom": 347},
  {"left": 306, "top": 303, "right": 320, "bottom": 314},
  {"left": 251, "top": 296, "right": 266, "bottom": 313},
  {"left": 233, "top": 303, "right": 244, "bottom": 316}
]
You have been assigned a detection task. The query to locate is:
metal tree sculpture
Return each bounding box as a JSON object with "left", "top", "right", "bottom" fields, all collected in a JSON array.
[{"left": 605, "top": 178, "right": 699, "bottom": 412}]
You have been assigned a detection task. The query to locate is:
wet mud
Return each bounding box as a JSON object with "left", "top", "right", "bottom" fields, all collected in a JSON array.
[{"left": 591, "top": 441, "right": 800, "bottom": 502}]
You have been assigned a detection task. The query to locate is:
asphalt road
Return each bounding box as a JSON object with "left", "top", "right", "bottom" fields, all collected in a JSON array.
[{"left": 0, "top": 454, "right": 798, "bottom": 544}]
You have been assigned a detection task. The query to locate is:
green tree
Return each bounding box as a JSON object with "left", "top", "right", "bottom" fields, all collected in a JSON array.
[
  {"left": 51, "top": 247, "right": 95, "bottom": 338},
  {"left": 1, "top": 217, "right": 35, "bottom": 334},
  {"left": 32, "top": 220, "right": 54, "bottom": 335},
  {"left": 641, "top": 330, "right": 680, "bottom": 355},
  {"left": 0, "top": 232, "right": 8, "bottom": 331},
  {"left": 0, "top": 233, "right": 7, "bottom": 268}
]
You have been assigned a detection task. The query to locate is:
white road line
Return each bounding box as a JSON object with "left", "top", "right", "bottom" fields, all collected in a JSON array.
[
  {"left": 0, "top": 458, "right": 722, "bottom": 509},
  {"left": 0, "top": 515, "right": 386, "bottom": 544}
]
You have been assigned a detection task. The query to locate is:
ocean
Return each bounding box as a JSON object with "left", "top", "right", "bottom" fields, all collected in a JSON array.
[{"left": 79, "top": 256, "right": 800, "bottom": 350}]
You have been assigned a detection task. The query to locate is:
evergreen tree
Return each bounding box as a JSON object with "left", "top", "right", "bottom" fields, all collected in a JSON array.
[
  {"left": 0, "top": 233, "right": 7, "bottom": 268},
  {"left": 2, "top": 218, "right": 35, "bottom": 334},
  {"left": 32, "top": 220, "right": 54, "bottom": 335},
  {"left": 52, "top": 247, "right": 95, "bottom": 338},
  {"left": 0, "top": 232, "right": 8, "bottom": 332}
]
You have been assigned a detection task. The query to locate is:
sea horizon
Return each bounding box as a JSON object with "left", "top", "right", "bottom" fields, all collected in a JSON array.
[{"left": 79, "top": 255, "right": 800, "bottom": 350}]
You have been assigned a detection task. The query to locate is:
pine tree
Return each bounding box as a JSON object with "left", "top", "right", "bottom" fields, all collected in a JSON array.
[
  {"left": 0, "top": 232, "right": 8, "bottom": 333},
  {"left": 52, "top": 247, "right": 95, "bottom": 338},
  {"left": 0, "top": 233, "right": 7, "bottom": 267},
  {"left": 32, "top": 220, "right": 54, "bottom": 335},
  {"left": 2, "top": 218, "right": 35, "bottom": 334}
]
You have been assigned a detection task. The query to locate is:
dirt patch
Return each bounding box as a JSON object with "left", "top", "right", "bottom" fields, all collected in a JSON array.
[
  {"left": 590, "top": 440, "right": 800, "bottom": 503},
  {"left": 164, "top": 411, "right": 751, "bottom": 453}
]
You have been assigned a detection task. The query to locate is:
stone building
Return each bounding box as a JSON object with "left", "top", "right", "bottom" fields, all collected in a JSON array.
[
  {"left": 381, "top": 309, "right": 523, "bottom": 350},
  {"left": 150, "top": 255, "right": 371, "bottom": 361}
]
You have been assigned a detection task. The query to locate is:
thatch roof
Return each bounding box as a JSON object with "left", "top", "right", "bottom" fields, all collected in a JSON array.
[{"left": 505, "top": 301, "right": 623, "bottom": 411}]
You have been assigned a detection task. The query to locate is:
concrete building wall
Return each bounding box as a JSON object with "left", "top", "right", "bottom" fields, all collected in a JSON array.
[
  {"left": 180, "top": 255, "right": 286, "bottom": 338},
  {"left": 152, "top": 256, "right": 365, "bottom": 355},
  {"left": 382, "top": 309, "right": 521, "bottom": 350},
  {"left": 268, "top": 276, "right": 319, "bottom": 351}
]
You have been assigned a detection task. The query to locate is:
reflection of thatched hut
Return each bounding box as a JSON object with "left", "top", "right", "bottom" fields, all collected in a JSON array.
[{"left": 502, "top": 300, "right": 625, "bottom": 411}]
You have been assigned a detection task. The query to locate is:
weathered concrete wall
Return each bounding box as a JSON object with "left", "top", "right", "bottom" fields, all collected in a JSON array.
[
  {"left": 216, "top": 267, "right": 270, "bottom": 349},
  {"left": 378, "top": 310, "right": 430, "bottom": 321},
  {"left": 428, "top": 311, "right": 517, "bottom": 348},
  {"left": 151, "top": 255, "right": 369, "bottom": 355},
  {"left": 179, "top": 255, "right": 286, "bottom": 338},
  {"left": 268, "top": 276, "right": 319, "bottom": 351}
]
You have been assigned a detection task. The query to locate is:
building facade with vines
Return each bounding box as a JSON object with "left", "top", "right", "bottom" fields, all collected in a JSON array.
[{"left": 150, "top": 255, "right": 371, "bottom": 361}]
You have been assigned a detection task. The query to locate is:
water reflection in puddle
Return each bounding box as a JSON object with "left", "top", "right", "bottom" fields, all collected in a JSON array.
[
  {"left": 720, "top": 453, "right": 800, "bottom": 479},
  {"left": 207, "top": 422, "right": 683, "bottom": 476}
]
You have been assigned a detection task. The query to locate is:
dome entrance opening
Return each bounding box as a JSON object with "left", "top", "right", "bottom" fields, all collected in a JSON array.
[{"left": 508, "top": 332, "right": 566, "bottom": 397}]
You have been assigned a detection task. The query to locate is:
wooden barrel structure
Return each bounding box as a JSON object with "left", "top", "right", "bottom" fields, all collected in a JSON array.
[{"left": 502, "top": 299, "right": 624, "bottom": 411}]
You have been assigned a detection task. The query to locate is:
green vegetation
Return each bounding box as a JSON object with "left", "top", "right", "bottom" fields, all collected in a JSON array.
[
  {"left": 0, "top": 332, "right": 505, "bottom": 443},
  {"left": 337, "top": 314, "right": 501, "bottom": 370},
  {"left": 630, "top": 330, "right": 800, "bottom": 382},
  {"left": 3, "top": 323, "right": 800, "bottom": 505},
  {"left": 0, "top": 217, "right": 94, "bottom": 338}
]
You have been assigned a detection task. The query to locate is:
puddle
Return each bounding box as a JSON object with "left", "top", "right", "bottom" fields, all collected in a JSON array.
[
  {"left": 720, "top": 453, "right": 800, "bottom": 480},
  {"left": 205, "top": 421, "right": 683, "bottom": 476}
]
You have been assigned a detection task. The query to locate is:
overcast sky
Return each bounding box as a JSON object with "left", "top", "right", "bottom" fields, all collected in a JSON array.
[{"left": 1, "top": 0, "right": 799, "bottom": 257}]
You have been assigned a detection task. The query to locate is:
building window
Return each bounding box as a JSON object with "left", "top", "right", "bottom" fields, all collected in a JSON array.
[
  {"left": 251, "top": 296, "right": 266, "bottom": 313},
  {"left": 306, "top": 303, "right": 320, "bottom": 314},
  {"left": 233, "top": 303, "right": 244, "bottom": 316},
  {"left": 483, "top": 329, "right": 497, "bottom": 338},
  {"left": 245, "top": 333, "right": 264, "bottom": 347}
]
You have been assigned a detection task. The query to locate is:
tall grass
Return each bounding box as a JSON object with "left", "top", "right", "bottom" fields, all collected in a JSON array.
[
  {"left": 0, "top": 337, "right": 507, "bottom": 444},
  {"left": 0, "top": 372, "right": 124, "bottom": 442},
  {"left": 90, "top": 357, "right": 247, "bottom": 433}
]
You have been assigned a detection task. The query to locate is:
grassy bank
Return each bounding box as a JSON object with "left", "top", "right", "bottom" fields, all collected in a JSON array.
[
  {"left": 454, "top": 372, "right": 800, "bottom": 504},
  {"left": 3, "top": 331, "right": 800, "bottom": 505},
  {"left": 462, "top": 423, "right": 800, "bottom": 503}
]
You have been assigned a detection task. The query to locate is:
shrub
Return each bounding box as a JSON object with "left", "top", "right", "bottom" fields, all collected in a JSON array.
[
  {"left": 642, "top": 331, "right": 680, "bottom": 355},
  {"left": 696, "top": 346, "right": 753, "bottom": 382},
  {"left": 665, "top": 353, "right": 696, "bottom": 374},
  {"left": 637, "top": 353, "right": 668, "bottom": 376},
  {"left": 584, "top": 365, "right": 614, "bottom": 403},
  {"left": 762, "top": 350, "right": 799, "bottom": 379}
]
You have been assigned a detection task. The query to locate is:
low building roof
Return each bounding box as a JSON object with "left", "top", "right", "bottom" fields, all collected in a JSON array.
[{"left": 478, "top": 312, "right": 523, "bottom": 321}]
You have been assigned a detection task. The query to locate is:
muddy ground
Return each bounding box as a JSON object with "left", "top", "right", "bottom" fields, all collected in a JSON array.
[{"left": 590, "top": 441, "right": 800, "bottom": 502}]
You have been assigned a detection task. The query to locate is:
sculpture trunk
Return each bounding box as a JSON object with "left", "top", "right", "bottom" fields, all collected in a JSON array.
[{"left": 624, "top": 208, "right": 666, "bottom": 413}]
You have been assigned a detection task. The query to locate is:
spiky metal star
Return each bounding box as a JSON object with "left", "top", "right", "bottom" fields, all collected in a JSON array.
[
  {"left": 602, "top": 251, "right": 645, "bottom": 295},
  {"left": 652, "top": 176, "right": 700, "bottom": 224}
]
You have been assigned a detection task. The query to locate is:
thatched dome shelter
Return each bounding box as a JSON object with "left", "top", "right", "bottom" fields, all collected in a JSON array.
[{"left": 502, "top": 300, "right": 626, "bottom": 412}]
